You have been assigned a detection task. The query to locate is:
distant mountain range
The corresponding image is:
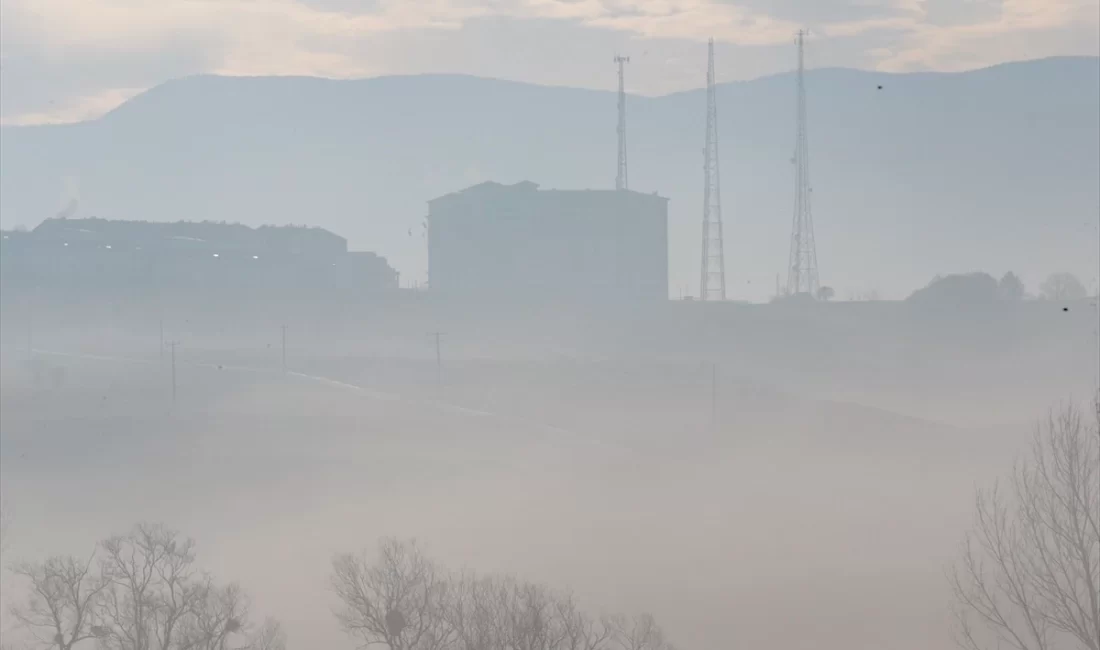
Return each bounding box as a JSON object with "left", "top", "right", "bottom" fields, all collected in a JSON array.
[{"left": 1, "top": 57, "right": 1097, "bottom": 300}]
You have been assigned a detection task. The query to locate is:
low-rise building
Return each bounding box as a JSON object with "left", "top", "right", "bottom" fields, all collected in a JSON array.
[{"left": 428, "top": 181, "right": 668, "bottom": 302}]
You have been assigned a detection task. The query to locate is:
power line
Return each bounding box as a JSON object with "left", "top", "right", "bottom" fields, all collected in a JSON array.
[{"left": 700, "top": 38, "right": 727, "bottom": 302}]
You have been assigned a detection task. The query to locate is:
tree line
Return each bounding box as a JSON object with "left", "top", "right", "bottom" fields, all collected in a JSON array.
[
  {"left": 3, "top": 527, "right": 675, "bottom": 650},
  {"left": 5, "top": 523, "right": 285, "bottom": 650},
  {"left": 331, "top": 538, "right": 674, "bottom": 650},
  {"left": 908, "top": 271, "right": 1090, "bottom": 304}
]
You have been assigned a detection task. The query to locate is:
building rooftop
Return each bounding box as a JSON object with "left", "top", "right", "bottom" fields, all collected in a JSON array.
[
  {"left": 24, "top": 217, "right": 347, "bottom": 254},
  {"left": 429, "top": 181, "right": 669, "bottom": 206},
  {"left": 33, "top": 216, "right": 342, "bottom": 239}
]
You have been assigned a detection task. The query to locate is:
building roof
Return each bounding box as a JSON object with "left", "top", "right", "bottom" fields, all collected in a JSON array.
[
  {"left": 429, "top": 180, "right": 669, "bottom": 206},
  {"left": 29, "top": 217, "right": 347, "bottom": 253}
]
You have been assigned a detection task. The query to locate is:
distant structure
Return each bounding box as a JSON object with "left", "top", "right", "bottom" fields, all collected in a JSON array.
[
  {"left": 786, "top": 30, "right": 820, "bottom": 297},
  {"left": 700, "top": 38, "right": 727, "bottom": 301},
  {"left": 0, "top": 217, "right": 398, "bottom": 294},
  {"left": 427, "top": 181, "right": 668, "bottom": 302},
  {"left": 614, "top": 55, "right": 631, "bottom": 191}
]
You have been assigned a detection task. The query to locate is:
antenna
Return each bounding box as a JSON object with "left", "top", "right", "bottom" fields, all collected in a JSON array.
[
  {"left": 786, "top": 29, "right": 820, "bottom": 297},
  {"left": 614, "top": 55, "right": 630, "bottom": 191},
  {"left": 700, "top": 38, "right": 727, "bottom": 301}
]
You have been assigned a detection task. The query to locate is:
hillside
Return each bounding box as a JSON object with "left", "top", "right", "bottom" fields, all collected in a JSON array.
[{"left": 1, "top": 57, "right": 1097, "bottom": 299}]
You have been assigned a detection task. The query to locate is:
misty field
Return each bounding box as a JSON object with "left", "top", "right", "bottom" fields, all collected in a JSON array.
[{"left": 0, "top": 325, "right": 1049, "bottom": 649}]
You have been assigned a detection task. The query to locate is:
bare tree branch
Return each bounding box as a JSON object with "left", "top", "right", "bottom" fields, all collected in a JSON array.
[
  {"left": 9, "top": 551, "right": 108, "bottom": 650},
  {"left": 331, "top": 538, "right": 673, "bottom": 650},
  {"left": 950, "top": 403, "right": 1100, "bottom": 650},
  {"left": 8, "top": 522, "right": 286, "bottom": 650}
]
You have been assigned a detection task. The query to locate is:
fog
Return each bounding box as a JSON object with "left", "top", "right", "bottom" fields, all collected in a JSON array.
[
  {"left": 1, "top": 30, "right": 1098, "bottom": 650},
  {"left": 1, "top": 286, "right": 1095, "bottom": 649}
]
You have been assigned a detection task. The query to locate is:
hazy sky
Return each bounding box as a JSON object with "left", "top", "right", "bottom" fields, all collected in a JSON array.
[{"left": 1, "top": 0, "right": 1097, "bottom": 125}]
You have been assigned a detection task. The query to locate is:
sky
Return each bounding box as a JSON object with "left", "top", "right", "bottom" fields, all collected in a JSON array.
[{"left": 1, "top": 0, "right": 1098, "bottom": 125}]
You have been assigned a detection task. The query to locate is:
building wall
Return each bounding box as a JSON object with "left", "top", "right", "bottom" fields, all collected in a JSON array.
[{"left": 428, "top": 183, "right": 668, "bottom": 302}]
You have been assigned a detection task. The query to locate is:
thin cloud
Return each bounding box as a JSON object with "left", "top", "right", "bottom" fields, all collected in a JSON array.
[
  {"left": 873, "top": 0, "right": 1098, "bottom": 71},
  {"left": 2, "top": 0, "right": 1093, "bottom": 69},
  {"left": 581, "top": 1, "right": 800, "bottom": 45},
  {"left": 0, "top": 0, "right": 1096, "bottom": 124},
  {"left": 0, "top": 86, "right": 144, "bottom": 125}
]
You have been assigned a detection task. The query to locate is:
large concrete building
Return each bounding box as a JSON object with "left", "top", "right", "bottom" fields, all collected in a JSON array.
[
  {"left": 428, "top": 181, "right": 669, "bottom": 302},
  {"left": 0, "top": 217, "right": 398, "bottom": 294}
]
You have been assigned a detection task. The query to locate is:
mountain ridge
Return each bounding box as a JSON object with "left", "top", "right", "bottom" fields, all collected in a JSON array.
[{"left": 6, "top": 54, "right": 1097, "bottom": 129}]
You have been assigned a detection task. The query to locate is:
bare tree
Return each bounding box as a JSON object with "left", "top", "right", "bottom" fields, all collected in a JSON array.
[
  {"left": 332, "top": 539, "right": 673, "bottom": 650},
  {"left": 446, "top": 574, "right": 612, "bottom": 650},
  {"left": 1039, "top": 273, "right": 1088, "bottom": 301},
  {"left": 494, "top": 577, "right": 564, "bottom": 650},
  {"left": 9, "top": 522, "right": 284, "bottom": 650},
  {"left": 332, "top": 538, "right": 455, "bottom": 650},
  {"left": 182, "top": 582, "right": 255, "bottom": 650},
  {"left": 250, "top": 619, "right": 288, "bottom": 650},
  {"left": 949, "top": 403, "right": 1100, "bottom": 650},
  {"left": 553, "top": 593, "right": 613, "bottom": 650},
  {"left": 609, "top": 614, "right": 673, "bottom": 650},
  {"left": 97, "top": 523, "right": 207, "bottom": 650},
  {"left": 447, "top": 573, "right": 504, "bottom": 650},
  {"left": 9, "top": 553, "right": 108, "bottom": 649}
]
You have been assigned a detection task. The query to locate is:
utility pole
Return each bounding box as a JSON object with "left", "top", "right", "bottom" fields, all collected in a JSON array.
[
  {"left": 281, "top": 324, "right": 287, "bottom": 373},
  {"left": 428, "top": 332, "right": 445, "bottom": 390},
  {"left": 700, "top": 38, "right": 727, "bottom": 302},
  {"left": 25, "top": 290, "right": 34, "bottom": 354},
  {"left": 167, "top": 340, "right": 178, "bottom": 409},
  {"left": 429, "top": 332, "right": 444, "bottom": 370},
  {"left": 786, "top": 29, "right": 820, "bottom": 297},
  {"left": 614, "top": 54, "right": 630, "bottom": 191},
  {"left": 710, "top": 362, "right": 718, "bottom": 429}
]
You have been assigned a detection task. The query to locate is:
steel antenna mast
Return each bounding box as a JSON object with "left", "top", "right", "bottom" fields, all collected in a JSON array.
[
  {"left": 614, "top": 55, "right": 631, "bottom": 191},
  {"left": 786, "top": 29, "right": 820, "bottom": 297},
  {"left": 700, "top": 38, "right": 727, "bottom": 301}
]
